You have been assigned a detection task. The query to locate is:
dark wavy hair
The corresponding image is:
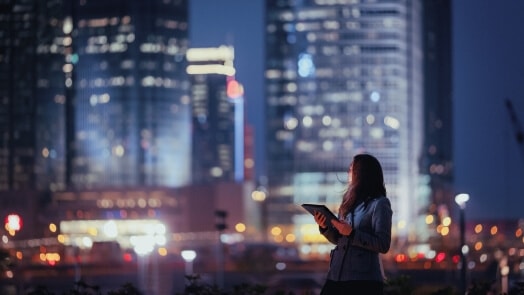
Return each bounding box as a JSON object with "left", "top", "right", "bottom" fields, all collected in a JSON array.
[{"left": 339, "top": 153, "right": 386, "bottom": 218}]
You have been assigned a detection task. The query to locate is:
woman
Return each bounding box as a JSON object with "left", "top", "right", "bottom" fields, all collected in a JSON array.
[{"left": 314, "top": 153, "right": 392, "bottom": 295}]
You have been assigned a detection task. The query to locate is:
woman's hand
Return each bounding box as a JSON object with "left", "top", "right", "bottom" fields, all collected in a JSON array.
[
  {"left": 313, "top": 211, "right": 327, "bottom": 229},
  {"left": 332, "top": 219, "right": 353, "bottom": 236}
]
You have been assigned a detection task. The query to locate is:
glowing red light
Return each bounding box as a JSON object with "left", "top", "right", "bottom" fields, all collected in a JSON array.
[
  {"left": 452, "top": 255, "right": 460, "bottom": 264},
  {"left": 227, "top": 79, "right": 243, "bottom": 99},
  {"left": 395, "top": 253, "right": 406, "bottom": 263},
  {"left": 435, "top": 252, "right": 446, "bottom": 263},
  {"left": 123, "top": 253, "right": 133, "bottom": 262}
]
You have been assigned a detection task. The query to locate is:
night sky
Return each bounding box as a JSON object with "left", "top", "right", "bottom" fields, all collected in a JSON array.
[
  {"left": 453, "top": 1, "right": 524, "bottom": 220},
  {"left": 190, "top": 0, "right": 524, "bottom": 220}
]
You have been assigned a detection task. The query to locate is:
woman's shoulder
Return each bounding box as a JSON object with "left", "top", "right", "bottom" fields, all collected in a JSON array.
[
  {"left": 367, "top": 195, "right": 391, "bottom": 209},
  {"left": 374, "top": 196, "right": 392, "bottom": 213},
  {"left": 376, "top": 195, "right": 390, "bottom": 204},
  {"left": 369, "top": 195, "right": 388, "bottom": 203}
]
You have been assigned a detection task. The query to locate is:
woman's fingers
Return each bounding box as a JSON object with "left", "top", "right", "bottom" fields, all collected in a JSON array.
[{"left": 314, "top": 211, "right": 327, "bottom": 228}]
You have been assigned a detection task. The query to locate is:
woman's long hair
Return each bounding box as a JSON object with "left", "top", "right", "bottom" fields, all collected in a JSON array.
[{"left": 339, "top": 153, "right": 386, "bottom": 218}]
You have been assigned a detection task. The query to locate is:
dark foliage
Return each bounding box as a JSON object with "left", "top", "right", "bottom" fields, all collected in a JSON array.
[
  {"left": 107, "top": 283, "right": 143, "bottom": 295},
  {"left": 384, "top": 274, "right": 415, "bottom": 295},
  {"left": 0, "top": 247, "right": 14, "bottom": 271},
  {"left": 15, "top": 273, "right": 519, "bottom": 295}
]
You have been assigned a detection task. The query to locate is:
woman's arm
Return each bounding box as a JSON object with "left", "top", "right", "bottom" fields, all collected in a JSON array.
[
  {"left": 349, "top": 197, "right": 392, "bottom": 253},
  {"left": 320, "top": 224, "right": 341, "bottom": 245}
]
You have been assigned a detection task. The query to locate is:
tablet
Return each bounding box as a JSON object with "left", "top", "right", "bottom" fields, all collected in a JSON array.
[{"left": 301, "top": 203, "right": 338, "bottom": 225}]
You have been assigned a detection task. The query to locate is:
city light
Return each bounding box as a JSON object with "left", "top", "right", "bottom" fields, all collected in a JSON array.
[
  {"left": 4, "top": 214, "right": 22, "bottom": 234},
  {"left": 454, "top": 193, "right": 470, "bottom": 209},
  {"left": 226, "top": 79, "right": 244, "bottom": 99},
  {"left": 181, "top": 250, "right": 197, "bottom": 275}
]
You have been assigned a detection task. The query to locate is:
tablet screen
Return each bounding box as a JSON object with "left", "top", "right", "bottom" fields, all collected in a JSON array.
[{"left": 301, "top": 203, "right": 338, "bottom": 225}]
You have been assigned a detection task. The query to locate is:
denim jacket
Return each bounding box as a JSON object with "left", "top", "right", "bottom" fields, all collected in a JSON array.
[{"left": 320, "top": 196, "right": 392, "bottom": 282}]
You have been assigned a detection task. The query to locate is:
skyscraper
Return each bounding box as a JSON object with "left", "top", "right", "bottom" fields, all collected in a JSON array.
[
  {"left": 0, "top": 0, "right": 45, "bottom": 191},
  {"left": 186, "top": 45, "right": 245, "bottom": 184},
  {"left": 265, "top": 0, "right": 424, "bottom": 247},
  {"left": 34, "top": 0, "right": 71, "bottom": 192},
  {"left": 420, "top": 0, "right": 454, "bottom": 246},
  {"left": 2, "top": 0, "right": 191, "bottom": 192}
]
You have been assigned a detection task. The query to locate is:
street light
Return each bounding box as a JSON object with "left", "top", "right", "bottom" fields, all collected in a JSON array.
[
  {"left": 455, "top": 193, "right": 470, "bottom": 294},
  {"left": 181, "top": 250, "right": 197, "bottom": 275},
  {"left": 134, "top": 239, "right": 154, "bottom": 295}
]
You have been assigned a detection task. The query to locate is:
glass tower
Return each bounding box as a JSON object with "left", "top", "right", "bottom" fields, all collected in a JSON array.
[
  {"left": 420, "top": 0, "right": 454, "bottom": 247},
  {"left": 186, "top": 46, "right": 245, "bottom": 184},
  {"left": 0, "top": 0, "right": 44, "bottom": 191},
  {"left": 34, "top": 0, "right": 191, "bottom": 190},
  {"left": 34, "top": 0, "right": 69, "bottom": 192},
  {"left": 265, "top": 0, "right": 424, "bottom": 245}
]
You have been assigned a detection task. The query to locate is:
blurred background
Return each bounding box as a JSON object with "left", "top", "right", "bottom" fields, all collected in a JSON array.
[{"left": 1, "top": 0, "right": 523, "bottom": 294}]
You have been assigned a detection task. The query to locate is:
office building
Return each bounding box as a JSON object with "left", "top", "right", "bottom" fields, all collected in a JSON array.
[
  {"left": 0, "top": 0, "right": 192, "bottom": 191},
  {"left": 186, "top": 46, "right": 245, "bottom": 184},
  {"left": 64, "top": 0, "right": 191, "bottom": 189},
  {"left": 0, "top": 0, "right": 46, "bottom": 191},
  {"left": 420, "top": 0, "right": 454, "bottom": 246},
  {"left": 265, "top": 0, "right": 425, "bottom": 249}
]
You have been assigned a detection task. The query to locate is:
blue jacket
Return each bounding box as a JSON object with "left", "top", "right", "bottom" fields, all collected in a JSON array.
[{"left": 320, "top": 196, "right": 392, "bottom": 282}]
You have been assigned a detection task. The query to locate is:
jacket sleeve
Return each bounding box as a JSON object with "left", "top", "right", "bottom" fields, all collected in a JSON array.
[
  {"left": 319, "top": 224, "right": 341, "bottom": 245},
  {"left": 349, "top": 197, "right": 392, "bottom": 253}
]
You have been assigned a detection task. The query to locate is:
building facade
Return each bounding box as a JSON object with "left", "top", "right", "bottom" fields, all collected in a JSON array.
[
  {"left": 0, "top": 0, "right": 46, "bottom": 191},
  {"left": 419, "top": 0, "right": 454, "bottom": 249},
  {"left": 64, "top": 0, "right": 191, "bottom": 189},
  {"left": 1, "top": 0, "right": 192, "bottom": 193},
  {"left": 187, "top": 46, "right": 245, "bottom": 184},
  {"left": 264, "top": 0, "right": 425, "bottom": 249}
]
